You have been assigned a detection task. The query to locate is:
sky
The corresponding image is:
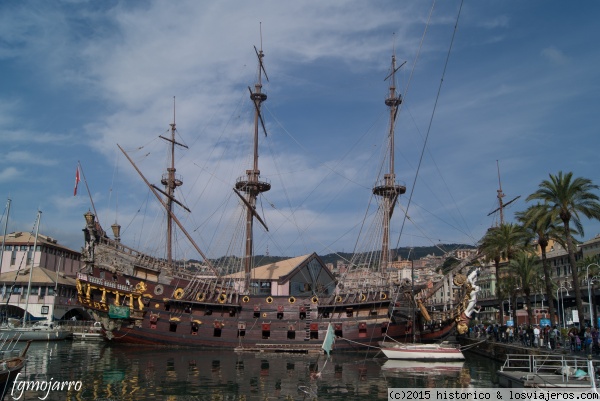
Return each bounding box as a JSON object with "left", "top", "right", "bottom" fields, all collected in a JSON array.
[{"left": 1, "top": 0, "right": 599, "bottom": 261}]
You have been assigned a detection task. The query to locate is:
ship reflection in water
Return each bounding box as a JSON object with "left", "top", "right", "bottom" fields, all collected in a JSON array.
[{"left": 14, "top": 342, "right": 500, "bottom": 400}]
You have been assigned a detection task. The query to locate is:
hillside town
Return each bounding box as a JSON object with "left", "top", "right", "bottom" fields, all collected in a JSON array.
[{"left": 3, "top": 227, "right": 600, "bottom": 331}]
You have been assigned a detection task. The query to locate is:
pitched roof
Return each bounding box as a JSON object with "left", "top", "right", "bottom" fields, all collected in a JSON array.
[
  {"left": 0, "top": 266, "right": 76, "bottom": 286},
  {"left": 224, "top": 254, "right": 313, "bottom": 281},
  {"left": 0, "top": 231, "right": 79, "bottom": 253}
]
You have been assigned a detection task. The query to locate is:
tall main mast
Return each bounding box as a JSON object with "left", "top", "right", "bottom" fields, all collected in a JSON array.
[
  {"left": 235, "top": 45, "right": 271, "bottom": 293},
  {"left": 373, "top": 54, "right": 406, "bottom": 273},
  {"left": 160, "top": 98, "right": 187, "bottom": 265}
]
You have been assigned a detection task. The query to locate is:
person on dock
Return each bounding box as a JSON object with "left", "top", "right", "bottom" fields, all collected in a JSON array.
[
  {"left": 533, "top": 325, "right": 541, "bottom": 348},
  {"left": 584, "top": 327, "right": 593, "bottom": 354},
  {"left": 549, "top": 325, "right": 558, "bottom": 350},
  {"left": 568, "top": 327, "right": 577, "bottom": 351},
  {"left": 575, "top": 334, "right": 582, "bottom": 351}
]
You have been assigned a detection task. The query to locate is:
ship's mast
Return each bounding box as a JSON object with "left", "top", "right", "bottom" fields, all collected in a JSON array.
[
  {"left": 496, "top": 160, "right": 505, "bottom": 226},
  {"left": 160, "top": 98, "right": 186, "bottom": 265},
  {"left": 373, "top": 53, "right": 406, "bottom": 273},
  {"left": 235, "top": 43, "right": 271, "bottom": 293},
  {"left": 487, "top": 160, "right": 520, "bottom": 226}
]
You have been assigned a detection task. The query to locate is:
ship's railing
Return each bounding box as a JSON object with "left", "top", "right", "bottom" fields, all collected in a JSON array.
[
  {"left": 77, "top": 272, "right": 133, "bottom": 293},
  {"left": 97, "top": 237, "right": 171, "bottom": 270}
]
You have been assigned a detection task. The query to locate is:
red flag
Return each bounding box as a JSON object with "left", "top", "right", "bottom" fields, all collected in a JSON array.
[{"left": 74, "top": 166, "right": 80, "bottom": 196}]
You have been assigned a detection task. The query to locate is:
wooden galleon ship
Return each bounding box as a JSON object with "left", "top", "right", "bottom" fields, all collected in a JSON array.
[{"left": 76, "top": 45, "right": 478, "bottom": 351}]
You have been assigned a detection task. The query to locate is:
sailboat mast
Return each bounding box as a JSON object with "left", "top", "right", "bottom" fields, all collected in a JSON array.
[
  {"left": 160, "top": 98, "right": 185, "bottom": 265},
  {"left": 374, "top": 54, "right": 406, "bottom": 273},
  {"left": 236, "top": 44, "right": 271, "bottom": 293},
  {"left": 0, "top": 198, "right": 11, "bottom": 276},
  {"left": 23, "top": 210, "right": 41, "bottom": 325}
]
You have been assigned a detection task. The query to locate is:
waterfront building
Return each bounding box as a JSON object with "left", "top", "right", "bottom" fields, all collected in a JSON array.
[
  {"left": 0, "top": 232, "right": 81, "bottom": 277},
  {"left": 0, "top": 232, "right": 86, "bottom": 321}
]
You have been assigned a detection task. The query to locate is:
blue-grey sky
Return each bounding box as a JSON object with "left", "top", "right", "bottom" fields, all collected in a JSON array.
[{"left": 1, "top": 1, "right": 599, "bottom": 260}]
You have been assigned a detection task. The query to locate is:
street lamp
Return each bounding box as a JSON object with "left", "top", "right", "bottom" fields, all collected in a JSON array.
[
  {"left": 586, "top": 263, "right": 600, "bottom": 328},
  {"left": 502, "top": 299, "right": 512, "bottom": 324},
  {"left": 557, "top": 283, "right": 570, "bottom": 329},
  {"left": 534, "top": 292, "right": 539, "bottom": 325}
]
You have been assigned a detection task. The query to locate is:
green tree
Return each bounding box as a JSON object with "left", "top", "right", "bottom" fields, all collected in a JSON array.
[
  {"left": 515, "top": 203, "right": 563, "bottom": 326},
  {"left": 496, "top": 274, "right": 519, "bottom": 325},
  {"left": 527, "top": 171, "right": 600, "bottom": 329},
  {"left": 508, "top": 251, "right": 542, "bottom": 325},
  {"left": 478, "top": 223, "right": 527, "bottom": 323}
]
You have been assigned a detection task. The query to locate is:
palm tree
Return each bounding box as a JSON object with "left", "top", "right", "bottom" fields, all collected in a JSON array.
[
  {"left": 527, "top": 171, "right": 600, "bottom": 328},
  {"left": 508, "top": 251, "right": 542, "bottom": 325},
  {"left": 515, "top": 203, "right": 563, "bottom": 325},
  {"left": 496, "top": 275, "right": 518, "bottom": 325},
  {"left": 478, "top": 223, "right": 528, "bottom": 323}
]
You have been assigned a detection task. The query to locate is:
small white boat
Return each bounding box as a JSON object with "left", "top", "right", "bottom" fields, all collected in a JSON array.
[
  {"left": 72, "top": 322, "right": 103, "bottom": 341},
  {"left": 380, "top": 342, "right": 465, "bottom": 361},
  {"left": 0, "top": 321, "right": 72, "bottom": 341}
]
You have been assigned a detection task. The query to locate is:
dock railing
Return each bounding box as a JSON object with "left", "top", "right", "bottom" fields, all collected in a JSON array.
[{"left": 501, "top": 354, "right": 590, "bottom": 385}]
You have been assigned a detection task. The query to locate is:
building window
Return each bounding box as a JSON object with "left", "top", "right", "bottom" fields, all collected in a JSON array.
[{"left": 259, "top": 282, "right": 271, "bottom": 295}]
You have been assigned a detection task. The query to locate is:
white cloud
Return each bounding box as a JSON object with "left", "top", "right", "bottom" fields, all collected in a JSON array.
[
  {"left": 0, "top": 167, "right": 21, "bottom": 182},
  {"left": 541, "top": 46, "right": 569, "bottom": 65},
  {"left": 1, "top": 0, "right": 600, "bottom": 256},
  {"left": 4, "top": 151, "right": 57, "bottom": 166}
]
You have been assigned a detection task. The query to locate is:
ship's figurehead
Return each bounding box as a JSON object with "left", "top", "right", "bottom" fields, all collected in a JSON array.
[{"left": 456, "top": 268, "right": 480, "bottom": 335}]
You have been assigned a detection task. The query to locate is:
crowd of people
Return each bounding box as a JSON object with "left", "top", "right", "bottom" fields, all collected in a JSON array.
[{"left": 467, "top": 323, "right": 600, "bottom": 355}]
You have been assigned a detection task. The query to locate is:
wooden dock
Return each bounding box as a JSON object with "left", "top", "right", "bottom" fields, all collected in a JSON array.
[{"left": 234, "top": 343, "right": 323, "bottom": 354}]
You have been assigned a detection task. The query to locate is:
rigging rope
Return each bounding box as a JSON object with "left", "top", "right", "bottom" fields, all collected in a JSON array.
[{"left": 395, "top": 0, "right": 465, "bottom": 251}]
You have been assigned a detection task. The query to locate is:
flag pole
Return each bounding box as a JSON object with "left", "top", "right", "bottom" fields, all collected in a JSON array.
[{"left": 77, "top": 161, "right": 101, "bottom": 227}]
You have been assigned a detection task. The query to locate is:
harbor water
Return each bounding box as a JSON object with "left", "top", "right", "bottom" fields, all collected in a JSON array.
[{"left": 3, "top": 341, "right": 501, "bottom": 401}]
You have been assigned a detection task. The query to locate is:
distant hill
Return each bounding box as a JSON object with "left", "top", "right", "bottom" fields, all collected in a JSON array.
[{"left": 244, "top": 243, "right": 476, "bottom": 267}]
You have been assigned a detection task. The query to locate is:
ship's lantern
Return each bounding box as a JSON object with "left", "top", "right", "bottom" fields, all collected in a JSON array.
[
  {"left": 111, "top": 223, "right": 121, "bottom": 241},
  {"left": 84, "top": 211, "right": 95, "bottom": 227}
]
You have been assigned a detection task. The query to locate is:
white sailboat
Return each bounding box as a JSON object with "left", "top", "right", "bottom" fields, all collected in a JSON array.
[
  {"left": 0, "top": 211, "right": 71, "bottom": 341},
  {"left": 380, "top": 342, "right": 465, "bottom": 361},
  {"left": 379, "top": 267, "right": 479, "bottom": 361}
]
